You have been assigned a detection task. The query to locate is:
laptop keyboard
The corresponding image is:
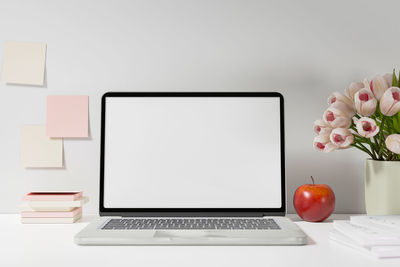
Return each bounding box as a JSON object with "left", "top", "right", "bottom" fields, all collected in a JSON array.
[{"left": 101, "top": 218, "right": 281, "bottom": 230}]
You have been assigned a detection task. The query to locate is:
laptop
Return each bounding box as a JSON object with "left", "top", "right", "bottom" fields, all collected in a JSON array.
[{"left": 74, "top": 92, "right": 307, "bottom": 245}]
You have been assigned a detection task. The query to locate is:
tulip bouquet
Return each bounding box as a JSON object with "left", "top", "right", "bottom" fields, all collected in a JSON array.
[{"left": 313, "top": 70, "right": 400, "bottom": 160}]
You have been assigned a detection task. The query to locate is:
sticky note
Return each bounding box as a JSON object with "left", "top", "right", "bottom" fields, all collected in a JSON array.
[
  {"left": 1, "top": 41, "right": 46, "bottom": 85},
  {"left": 46, "top": 95, "right": 89, "bottom": 138},
  {"left": 21, "top": 125, "right": 63, "bottom": 168}
]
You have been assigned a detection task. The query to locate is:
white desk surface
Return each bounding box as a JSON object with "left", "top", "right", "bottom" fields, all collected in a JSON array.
[{"left": 2, "top": 214, "right": 400, "bottom": 267}]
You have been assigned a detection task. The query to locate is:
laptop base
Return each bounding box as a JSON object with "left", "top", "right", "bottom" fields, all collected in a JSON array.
[{"left": 74, "top": 216, "right": 307, "bottom": 246}]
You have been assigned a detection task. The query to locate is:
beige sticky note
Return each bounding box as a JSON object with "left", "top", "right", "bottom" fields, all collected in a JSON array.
[
  {"left": 21, "top": 125, "right": 63, "bottom": 168},
  {"left": 1, "top": 41, "right": 46, "bottom": 85}
]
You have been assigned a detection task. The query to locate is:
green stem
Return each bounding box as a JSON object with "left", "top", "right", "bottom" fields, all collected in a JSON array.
[
  {"left": 351, "top": 143, "right": 375, "bottom": 159},
  {"left": 378, "top": 117, "right": 386, "bottom": 159},
  {"left": 353, "top": 135, "right": 369, "bottom": 143},
  {"left": 356, "top": 141, "right": 372, "bottom": 153},
  {"left": 366, "top": 138, "right": 378, "bottom": 159},
  {"left": 378, "top": 146, "right": 385, "bottom": 160}
]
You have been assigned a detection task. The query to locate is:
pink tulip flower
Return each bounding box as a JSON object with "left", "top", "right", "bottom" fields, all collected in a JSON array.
[
  {"left": 329, "top": 128, "right": 354, "bottom": 148},
  {"left": 314, "top": 119, "right": 332, "bottom": 135},
  {"left": 385, "top": 134, "right": 400, "bottom": 154},
  {"left": 345, "top": 82, "right": 364, "bottom": 100},
  {"left": 313, "top": 134, "right": 338, "bottom": 153},
  {"left": 383, "top": 73, "right": 394, "bottom": 87},
  {"left": 354, "top": 88, "right": 377, "bottom": 116},
  {"left": 363, "top": 76, "right": 389, "bottom": 100},
  {"left": 328, "top": 92, "right": 355, "bottom": 116},
  {"left": 379, "top": 87, "right": 400, "bottom": 116},
  {"left": 356, "top": 117, "right": 379, "bottom": 138},
  {"left": 323, "top": 107, "right": 352, "bottom": 128}
]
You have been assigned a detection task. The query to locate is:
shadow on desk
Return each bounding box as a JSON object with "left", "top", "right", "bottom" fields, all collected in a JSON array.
[
  {"left": 287, "top": 214, "right": 359, "bottom": 223},
  {"left": 77, "top": 215, "right": 97, "bottom": 223}
]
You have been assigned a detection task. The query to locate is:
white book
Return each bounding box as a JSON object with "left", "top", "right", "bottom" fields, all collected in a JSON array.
[
  {"left": 333, "top": 220, "right": 400, "bottom": 246},
  {"left": 20, "top": 196, "right": 89, "bottom": 212},
  {"left": 21, "top": 213, "right": 82, "bottom": 224},
  {"left": 351, "top": 215, "right": 400, "bottom": 235},
  {"left": 329, "top": 229, "right": 400, "bottom": 259}
]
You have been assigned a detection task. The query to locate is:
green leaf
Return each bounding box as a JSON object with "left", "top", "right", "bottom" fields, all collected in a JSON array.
[
  {"left": 397, "top": 70, "right": 400, "bottom": 87},
  {"left": 398, "top": 70, "right": 400, "bottom": 87},
  {"left": 394, "top": 116, "right": 399, "bottom": 133},
  {"left": 397, "top": 113, "right": 400, "bottom": 133},
  {"left": 378, "top": 145, "right": 385, "bottom": 159},
  {"left": 393, "top": 69, "right": 398, "bottom": 87}
]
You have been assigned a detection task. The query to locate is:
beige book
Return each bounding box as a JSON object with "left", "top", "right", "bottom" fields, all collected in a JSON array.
[
  {"left": 20, "top": 196, "right": 89, "bottom": 212},
  {"left": 21, "top": 213, "right": 82, "bottom": 224}
]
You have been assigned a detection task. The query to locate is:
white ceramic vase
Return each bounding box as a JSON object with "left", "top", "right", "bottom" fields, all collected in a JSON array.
[{"left": 365, "top": 159, "right": 400, "bottom": 215}]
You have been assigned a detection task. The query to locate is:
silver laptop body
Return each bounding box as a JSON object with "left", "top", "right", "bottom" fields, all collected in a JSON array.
[{"left": 75, "top": 92, "right": 307, "bottom": 245}]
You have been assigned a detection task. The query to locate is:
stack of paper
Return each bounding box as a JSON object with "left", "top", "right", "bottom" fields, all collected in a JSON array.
[
  {"left": 330, "top": 216, "right": 400, "bottom": 258},
  {"left": 20, "top": 192, "right": 88, "bottom": 223}
]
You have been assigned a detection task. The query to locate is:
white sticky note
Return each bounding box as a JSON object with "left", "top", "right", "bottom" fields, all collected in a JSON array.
[
  {"left": 21, "top": 125, "right": 63, "bottom": 168},
  {"left": 1, "top": 41, "right": 46, "bottom": 85}
]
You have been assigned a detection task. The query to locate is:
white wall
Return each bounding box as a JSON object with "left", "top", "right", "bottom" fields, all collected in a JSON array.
[{"left": 0, "top": 0, "right": 398, "bottom": 214}]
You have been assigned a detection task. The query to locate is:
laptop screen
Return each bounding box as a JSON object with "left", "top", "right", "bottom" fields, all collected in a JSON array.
[{"left": 103, "top": 95, "right": 282, "bottom": 209}]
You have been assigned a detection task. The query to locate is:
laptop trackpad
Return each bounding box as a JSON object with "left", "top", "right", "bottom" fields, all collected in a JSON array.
[{"left": 154, "top": 230, "right": 248, "bottom": 239}]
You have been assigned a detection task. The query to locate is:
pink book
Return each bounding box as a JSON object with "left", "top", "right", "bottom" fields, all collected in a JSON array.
[
  {"left": 22, "top": 192, "right": 83, "bottom": 201},
  {"left": 21, "top": 207, "right": 82, "bottom": 218}
]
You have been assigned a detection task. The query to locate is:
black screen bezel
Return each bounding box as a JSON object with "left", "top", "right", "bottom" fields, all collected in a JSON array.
[{"left": 99, "top": 92, "right": 285, "bottom": 217}]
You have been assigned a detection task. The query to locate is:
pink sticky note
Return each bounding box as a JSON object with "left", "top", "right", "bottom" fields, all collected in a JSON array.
[{"left": 46, "top": 95, "right": 89, "bottom": 137}]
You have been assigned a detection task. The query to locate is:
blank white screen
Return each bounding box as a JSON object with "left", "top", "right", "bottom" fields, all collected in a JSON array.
[{"left": 103, "top": 97, "right": 282, "bottom": 208}]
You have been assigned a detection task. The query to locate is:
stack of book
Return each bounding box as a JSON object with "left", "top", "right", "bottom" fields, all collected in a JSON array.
[
  {"left": 330, "top": 215, "right": 400, "bottom": 258},
  {"left": 20, "top": 191, "right": 88, "bottom": 224}
]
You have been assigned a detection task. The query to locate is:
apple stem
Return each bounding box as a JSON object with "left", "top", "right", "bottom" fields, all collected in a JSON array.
[{"left": 310, "top": 176, "right": 315, "bottom": 185}]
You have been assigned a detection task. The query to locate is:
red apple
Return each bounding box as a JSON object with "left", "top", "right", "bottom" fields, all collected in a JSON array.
[{"left": 293, "top": 176, "right": 335, "bottom": 222}]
